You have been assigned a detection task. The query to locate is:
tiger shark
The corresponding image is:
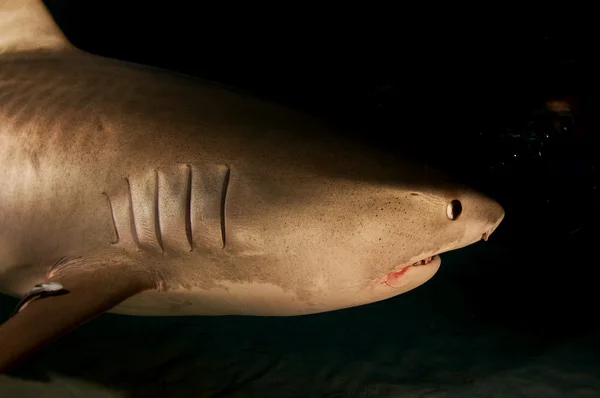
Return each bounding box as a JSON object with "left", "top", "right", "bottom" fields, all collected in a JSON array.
[{"left": 0, "top": 0, "right": 504, "bottom": 371}]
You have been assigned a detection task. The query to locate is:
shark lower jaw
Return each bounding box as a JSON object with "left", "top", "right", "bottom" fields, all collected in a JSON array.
[{"left": 376, "top": 254, "right": 441, "bottom": 288}]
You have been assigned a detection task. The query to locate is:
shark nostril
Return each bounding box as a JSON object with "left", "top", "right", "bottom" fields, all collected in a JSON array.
[
  {"left": 482, "top": 232, "right": 489, "bottom": 241},
  {"left": 446, "top": 200, "right": 462, "bottom": 221}
]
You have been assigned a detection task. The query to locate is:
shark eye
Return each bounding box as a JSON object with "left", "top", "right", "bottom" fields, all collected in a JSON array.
[{"left": 446, "top": 200, "right": 462, "bottom": 220}]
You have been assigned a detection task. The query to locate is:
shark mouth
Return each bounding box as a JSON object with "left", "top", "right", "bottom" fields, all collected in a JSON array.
[
  {"left": 375, "top": 255, "right": 438, "bottom": 288},
  {"left": 411, "top": 256, "right": 434, "bottom": 266}
]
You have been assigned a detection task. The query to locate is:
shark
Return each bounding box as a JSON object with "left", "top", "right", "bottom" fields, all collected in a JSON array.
[{"left": 0, "top": 0, "right": 504, "bottom": 372}]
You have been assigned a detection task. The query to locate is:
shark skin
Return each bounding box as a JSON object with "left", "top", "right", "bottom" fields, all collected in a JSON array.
[{"left": 0, "top": 0, "right": 505, "bottom": 371}]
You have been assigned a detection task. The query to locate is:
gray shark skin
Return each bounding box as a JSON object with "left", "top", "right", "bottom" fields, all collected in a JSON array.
[{"left": 0, "top": 0, "right": 504, "bottom": 371}]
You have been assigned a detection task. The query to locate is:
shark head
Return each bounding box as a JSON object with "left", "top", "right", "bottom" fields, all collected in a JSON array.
[{"left": 216, "top": 140, "right": 506, "bottom": 313}]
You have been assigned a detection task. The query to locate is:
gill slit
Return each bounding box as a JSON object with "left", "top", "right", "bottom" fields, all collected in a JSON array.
[
  {"left": 185, "top": 164, "right": 193, "bottom": 251},
  {"left": 102, "top": 192, "right": 119, "bottom": 244},
  {"left": 154, "top": 170, "right": 164, "bottom": 254},
  {"left": 126, "top": 177, "right": 141, "bottom": 250},
  {"left": 220, "top": 166, "right": 231, "bottom": 249}
]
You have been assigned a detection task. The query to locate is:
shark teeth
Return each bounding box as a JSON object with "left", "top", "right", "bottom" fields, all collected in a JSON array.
[{"left": 412, "top": 256, "right": 433, "bottom": 266}]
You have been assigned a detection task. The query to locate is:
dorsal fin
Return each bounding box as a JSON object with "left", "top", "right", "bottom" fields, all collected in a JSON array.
[{"left": 0, "top": 0, "right": 74, "bottom": 54}]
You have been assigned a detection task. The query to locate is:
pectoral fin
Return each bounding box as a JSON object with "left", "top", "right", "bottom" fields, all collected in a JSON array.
[{"left": 0, "top": 257, "right": 155, "bottom": 373}]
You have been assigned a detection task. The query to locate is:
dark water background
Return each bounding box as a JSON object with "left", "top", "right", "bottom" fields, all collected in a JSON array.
[{"left": 0, "top": 2, "right": 598, "bottom": 396}]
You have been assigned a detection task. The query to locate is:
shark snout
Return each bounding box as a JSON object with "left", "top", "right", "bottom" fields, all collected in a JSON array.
[{"left": 481, "top": 202, "right": 505, "bottom": 241}]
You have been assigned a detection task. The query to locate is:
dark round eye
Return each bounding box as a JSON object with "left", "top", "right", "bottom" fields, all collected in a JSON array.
[{"left": 446, "top": 199, "right": 462, "bottom": 220}]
